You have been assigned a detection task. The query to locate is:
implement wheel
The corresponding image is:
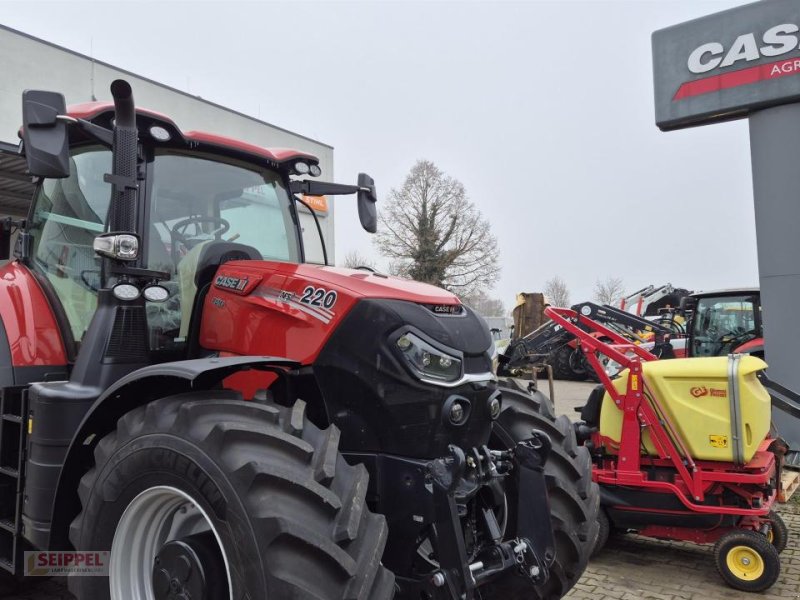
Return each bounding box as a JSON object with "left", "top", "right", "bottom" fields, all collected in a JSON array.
[
  {"left": 714, "top": 529, "right": 780, "bottom": 593},
  {"left": 766, "top": 510, "right": 788, "bottom": 554},
  {"left": 591, "top": 510, "right": 611, "bottom": 558},
  {"left": 485, "top": 377, "right": 599, "bottom": 599},
  {"left": 68, "top": 392, "right": 395, "bottom": 600}
]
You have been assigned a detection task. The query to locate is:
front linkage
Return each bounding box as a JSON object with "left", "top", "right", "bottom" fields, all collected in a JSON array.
[{"left": 415, "top": 432, "right": 555, "bottom": 599}]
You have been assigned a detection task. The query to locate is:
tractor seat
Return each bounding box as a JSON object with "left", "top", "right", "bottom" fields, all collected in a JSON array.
[
  {"left": 178, "top": 241, "right": 261, "bottom": 347},
  {"left": 578, "top": 384, "right": 605, "bottom": 428},
  {"left": 193, "top": 242, "right": 261, "bottom": 289}
]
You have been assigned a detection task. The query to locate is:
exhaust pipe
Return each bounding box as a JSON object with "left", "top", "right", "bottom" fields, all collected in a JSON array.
[
  {"left": 110, "top": 79, "right": 135, "bottom": 128},
  {"left": 108, "top": 79, "right": 138, "bottom": 233}
]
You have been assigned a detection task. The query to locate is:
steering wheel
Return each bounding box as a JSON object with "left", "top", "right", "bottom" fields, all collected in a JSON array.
[
  {"left": 716, "top": 329, "right": 757, "bottom": 355},
  {"left": 169, "top": 216, "right": 230, "bottom": 267}
]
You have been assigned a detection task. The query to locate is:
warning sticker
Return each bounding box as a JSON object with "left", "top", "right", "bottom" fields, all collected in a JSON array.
[{"left": 709, "top": 435, "right": 729, "bottom": 449}]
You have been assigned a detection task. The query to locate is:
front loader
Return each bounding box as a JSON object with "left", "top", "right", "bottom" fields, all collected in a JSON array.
[{"left": 0, "top": 80, "right": 597, "bottom": 599}]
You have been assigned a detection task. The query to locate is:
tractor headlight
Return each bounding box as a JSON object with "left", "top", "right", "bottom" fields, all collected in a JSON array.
[
  {"left": 94, "top": 233, "right": 139, "bottom": 261},
  {"left": 396, "top": 332, "right": 462, "bottom": 383}
]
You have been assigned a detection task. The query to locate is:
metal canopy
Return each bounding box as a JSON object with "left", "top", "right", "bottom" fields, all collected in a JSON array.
[{"left": 0, "top": 141, "right": 34, "bottom": 218}]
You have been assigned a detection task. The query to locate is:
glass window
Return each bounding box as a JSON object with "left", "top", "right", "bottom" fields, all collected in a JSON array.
[
  {"left": 27, "top": 147, "right": 112, "bottom": 343},
  {"left": 691, "top": 295, "right": 760, "bottom": 357},
  {"left": 146, "top": 153, "right": 299, "bottom": 347}
]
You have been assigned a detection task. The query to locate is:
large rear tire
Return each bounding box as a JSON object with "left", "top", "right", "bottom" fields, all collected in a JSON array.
[
  {"left": 485, "top": 377, "right": 599, "bottom": 599},
  {"left": 68, "top": 392, "right": 395, "bottom": 600}
]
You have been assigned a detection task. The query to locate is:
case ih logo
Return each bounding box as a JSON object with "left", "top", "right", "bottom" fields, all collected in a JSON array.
[
  {"left": 426, "top": 304, "right": 464, "bottom": 316},
  {"left": 676, "top": 23, "right": 800, "bottom": 100},
  {"left": 690, "top": 386, "right": 727, "bottom": 398},
  {"left": 214, "top": 275, "right": 248, "bottom": 291}
]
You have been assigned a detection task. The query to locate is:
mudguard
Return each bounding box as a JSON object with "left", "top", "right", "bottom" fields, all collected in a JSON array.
[{"left": 36, "top": 356, "right": 299, "bottom": 551}]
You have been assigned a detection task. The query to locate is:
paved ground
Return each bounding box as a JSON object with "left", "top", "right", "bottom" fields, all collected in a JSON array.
[{"left": 2, "top": 378, "right": 797, "bottom": 599}]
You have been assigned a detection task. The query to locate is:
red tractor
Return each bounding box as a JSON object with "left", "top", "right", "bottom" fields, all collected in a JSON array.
[{"left": 0, "top": 81, "right": 596, "bottom": 599}]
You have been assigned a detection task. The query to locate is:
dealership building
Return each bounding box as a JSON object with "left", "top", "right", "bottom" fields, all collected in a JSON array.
[{"left": 0, "top": 24, "right": 335, "bottom": 263}]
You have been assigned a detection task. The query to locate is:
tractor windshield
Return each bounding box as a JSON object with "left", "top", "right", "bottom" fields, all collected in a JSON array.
[{"left": 690, "top": 294, "right": 760, "bottom": 357}]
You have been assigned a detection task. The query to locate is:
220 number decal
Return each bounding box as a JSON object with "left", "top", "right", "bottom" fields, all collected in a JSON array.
[{"left": 300, "top": 286, "right": 337, "bottom": 310}]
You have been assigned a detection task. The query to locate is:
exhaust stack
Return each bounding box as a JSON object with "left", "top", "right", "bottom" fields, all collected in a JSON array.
[{"left": 107, "top": 79, "right": 138, "bottom": 234}]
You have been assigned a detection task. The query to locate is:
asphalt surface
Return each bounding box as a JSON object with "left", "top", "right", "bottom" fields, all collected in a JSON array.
[{"left": 2, "top": 379, "right": 797, "bottom": 600}]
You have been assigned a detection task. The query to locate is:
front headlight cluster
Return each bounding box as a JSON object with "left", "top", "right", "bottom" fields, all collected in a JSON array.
[{"left": 396, "top": 332, "right": 462, "bottom": 383}]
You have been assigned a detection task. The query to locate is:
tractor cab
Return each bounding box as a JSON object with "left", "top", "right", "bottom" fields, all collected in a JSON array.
[
  {"left": 6, "top": 87, "right": 377, "bottom": 372},
  {"left": 25, "top": 139, "right": 300, "bottom": 359},
  {"left": 686, "top": 289, "right": 762, "bottom": 358}
]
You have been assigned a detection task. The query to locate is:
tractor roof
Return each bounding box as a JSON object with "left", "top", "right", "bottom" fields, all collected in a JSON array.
[
  {"left": 691, "top": 287, "right": 759, "bottom": 298},
  {"left": 65, "top": 102, "right": 319, "bottom": 166}
]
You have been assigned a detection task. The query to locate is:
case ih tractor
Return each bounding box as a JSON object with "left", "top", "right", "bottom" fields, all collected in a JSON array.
[{"left": 0, "top": 80, "right": 596, "bottom": 599}]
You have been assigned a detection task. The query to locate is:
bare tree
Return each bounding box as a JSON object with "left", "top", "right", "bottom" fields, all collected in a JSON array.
[
  {"left": 461, "top": 289, "right": 506, "bottom": 317},
  {"left": 543, "top": 276, "right": 571, "bottom": 308},
  {"left": 340, "top": 250, "right": 377, "bottom": 271},
  {"left": 375, "top": 160, "right": 499, "bottom": 296},
  {"left": 594, "top": 276, "right": 625, "bottom": 306}
]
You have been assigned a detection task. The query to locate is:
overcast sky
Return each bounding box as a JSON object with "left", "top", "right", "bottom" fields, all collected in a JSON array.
[{"left": 1, "top": 0, "right": 756, "bottom": 307}]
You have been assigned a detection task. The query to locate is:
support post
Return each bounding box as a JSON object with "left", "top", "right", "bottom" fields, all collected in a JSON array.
[{"left": 749, "top": 103, "right": 800, "bottom": 451}]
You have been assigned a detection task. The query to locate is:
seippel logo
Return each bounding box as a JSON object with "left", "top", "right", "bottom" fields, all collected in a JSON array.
[
  {"left": 24, "top": 551, "right": 109, "bottom": 576},
  {"left": 676, "top": 23, "right": 800, "bottom": 101},
  {"left": 690, "top": 386, "right": 727, "bottom": 399}
]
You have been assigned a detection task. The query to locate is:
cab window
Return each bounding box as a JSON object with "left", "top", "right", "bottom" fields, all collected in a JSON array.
[
  {"left": 27, "top": 147, "right": 111, "bottom": 343},
  {"left": 691, "top": 295, "right": 760, "bottom": 357}
]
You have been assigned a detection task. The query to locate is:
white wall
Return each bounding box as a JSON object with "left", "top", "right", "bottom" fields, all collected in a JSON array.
[{"left": 0, "top": 25, "right": 335, "bottom": 263}]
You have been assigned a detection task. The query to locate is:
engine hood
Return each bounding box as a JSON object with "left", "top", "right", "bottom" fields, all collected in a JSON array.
[{"left": 231, "top": 261, "right": 461, "bottom": 305}]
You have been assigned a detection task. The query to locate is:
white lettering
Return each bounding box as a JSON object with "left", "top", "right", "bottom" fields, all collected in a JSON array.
[
  {"left": 760, "top": 23, "right": 800, "bottom": 57},
  {"left": 688, "top": 42, "right": 724, "bottom": 74},
  {"left": 720, "top": 33, "right": 760, "bottom": 68}
]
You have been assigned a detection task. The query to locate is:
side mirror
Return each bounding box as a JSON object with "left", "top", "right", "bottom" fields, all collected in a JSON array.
[
  {"left": 21, "top": 90, "right": 70, "bottom": 178},
  {"left": 357, "top": 173, "right": 378, "bottom": 233},
  {"left": 679, "top": 296, "right": 697, "bottom": 311}
]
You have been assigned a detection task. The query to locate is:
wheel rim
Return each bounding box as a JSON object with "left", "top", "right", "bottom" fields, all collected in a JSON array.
[
  {"left": 110, "top": 485, "right": 233, "bottom": 600},
  {"left": 766, "top": 528, "right": 774, "bottom": 544},
  {"left": 726, "top": 545, "right": 765, "bottom": 580}
]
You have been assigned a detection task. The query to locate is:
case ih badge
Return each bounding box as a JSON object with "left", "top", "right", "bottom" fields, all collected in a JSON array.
[
  {"left": 214, "top": 274, "right": 248, "bottom": 292},
  {"left": 653, "top": 0, "right": 800, "bottom": 130}
]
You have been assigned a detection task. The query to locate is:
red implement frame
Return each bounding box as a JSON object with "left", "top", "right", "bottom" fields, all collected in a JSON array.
[{"left": 545, "top": 307, "right": 776, "bottom": 521}]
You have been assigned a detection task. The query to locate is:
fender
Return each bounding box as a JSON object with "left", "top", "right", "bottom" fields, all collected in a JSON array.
[
  {"left": 735, "top": 337, "right": 764, "bottom": 357},
  {"left": 38, "top": 356, "right": 299, "bottom": 551}
]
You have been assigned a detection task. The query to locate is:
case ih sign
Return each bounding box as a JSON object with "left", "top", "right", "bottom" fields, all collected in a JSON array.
[{"left": 653, "top": 0, "right": 800, "bottom": 130}]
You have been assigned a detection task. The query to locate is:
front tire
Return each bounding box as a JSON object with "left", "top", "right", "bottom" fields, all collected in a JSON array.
[
  {"left": 68, "top": 392, "right": 395, "bottom": 600},
  {"left": 485, "top": 378, "right": 599, "bottom": 599}
]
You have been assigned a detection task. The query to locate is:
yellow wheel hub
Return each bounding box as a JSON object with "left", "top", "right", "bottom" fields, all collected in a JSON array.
[{"left": 726, "top": 545, "right": 765, "bottom": 580}]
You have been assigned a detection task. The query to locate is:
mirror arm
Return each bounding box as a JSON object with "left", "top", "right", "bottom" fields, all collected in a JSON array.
[
  {"left": 64, "top": 117, "right": 114, "bottom": 148},
  {"left": 50, "top": 115, "right": 114, "bottom": 148},
  {"left": 289, "top": 180, "right": 360, "bottom": 196}
]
